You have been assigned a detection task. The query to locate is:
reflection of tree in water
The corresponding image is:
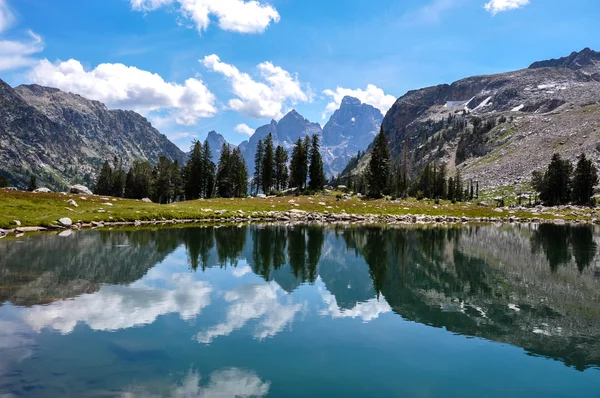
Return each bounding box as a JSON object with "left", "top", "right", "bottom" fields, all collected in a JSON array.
[
  {"left": 215, "top": 226, "right": 247, "bottom": 267},
  {"left": 252, "top": 226, "right": 287, "bottom": 280},
  {"left": 531, "top": 224, "right": 598, "bottom": 273},
  {"left": 287, "top": 226, "right": 323, "bottom": 284},
  {"left": 182, "top": 228, "right": 215, "bottom": 272}
]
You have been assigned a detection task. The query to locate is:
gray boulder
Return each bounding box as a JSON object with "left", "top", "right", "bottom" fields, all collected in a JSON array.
[
  {"left": 33, "top": 187, "right": 51, "bottom": 193},
  {"left": 69, "top": 185, "right": 93, "bottom": 195},
  {"left": 58, "top": 217, "right": 73, "bottom": 227},
  {"left": 141, "top": 198, "right": 152, "bottom": 203}
]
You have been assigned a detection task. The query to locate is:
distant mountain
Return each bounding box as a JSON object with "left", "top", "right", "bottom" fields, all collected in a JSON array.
[
  {"left": 321, "top": 96, "right": 383, "bottom": 176},
  {"left": 0, "top": 81, "right": 187, "bottom": 190},
  {"left": 238, "top": 99, "right": 382, "bottom": 177},
  {"left": 204, "top": 130, "right": 230, "bottom": 161},
  {"left": 344, "top": 48, "right": 600, "bottom": 189}
]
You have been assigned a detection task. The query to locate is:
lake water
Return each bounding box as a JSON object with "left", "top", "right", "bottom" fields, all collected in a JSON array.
[{"left": 1, "top": 224, "right": 599, "bottom": 397}]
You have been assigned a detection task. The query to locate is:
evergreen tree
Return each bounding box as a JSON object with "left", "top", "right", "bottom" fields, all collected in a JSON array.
[
  {"left": 367, "top": 127, "right": 391, "bottom": 198},
  {"left": 435, "top": 163, "right": 447, "bottom": 199},
  {"left": 289, "top": 138, "right": 308, "bottom": 191},
  {"left": 216, "top": 143, "right": 232, "bottom": 198},
  {"left": 231, "top": 147, "right": 249, "bottom": 198},
  {"left": 253, "top": 140, "right": 264, "bottom": 195},
  {"left": 262, "top": 134, "right": 275, "bottom": 194},
  {"left": 537, "top": 153, "right": 573, "bottom": 206},
  {"left": 95, "top": 160, "right": 113, "bottom": 195},
  {"left": 0, "top": 174, "right": 7, "bottom": 188},
  {"left": 111, "top": 156, "right": 126, "bottom": 197},
  {"left": 124, "top": 161, "right": 153, "bottom": 199},
  {"left": 308, "top": 134, "right": 326, "bottom": 191},
  {"left": 152, "top": 156, "right": 173, "bottom": 204},
  {"left": 447, "top": 177, "right": 455, "bottom": 202},
  {"left": 274, "top": 145, "right": 289, "bottom": 191},
  {"left": 572, "top": 153, "right": 598, "bottom": 206},
  {"left": 171, "top": 160, "right": 184, "bottom": 202},
  {"left": 454, "top": 170, "right": 464, "bottom": 202},
  {"left": 185, "top": 141, "right": 203, "bottom": 200},
  {"left": 202, "top": 140, "right": 216, "bottom": 198},
  {"left": 27, "top": 174, "right": 38, "bottom": 192}
]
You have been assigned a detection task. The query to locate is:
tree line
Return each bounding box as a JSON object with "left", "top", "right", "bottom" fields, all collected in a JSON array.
[
  {"left": 253, "top": 133, "right": 325, "bottom": 195},
  {"left": 532, "top": 153, "right": 598, "bottom": 206},
  {"left": 95, "top": 140, "right": 249, "bottom": 203}
]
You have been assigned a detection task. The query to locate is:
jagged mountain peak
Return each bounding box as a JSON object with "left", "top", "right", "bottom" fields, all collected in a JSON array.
[
  {"left": 341, "top": 96, "right": 362, "bottom": 107},
  {"left": 529, "top": 47, "right": 600, "bottom": 70}
]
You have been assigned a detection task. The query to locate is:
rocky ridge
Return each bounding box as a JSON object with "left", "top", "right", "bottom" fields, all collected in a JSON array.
[
  {"left": 346, "top": 48, "right": 600, "bottom": 189},
  {"left": 0, "top": 82, "right": 187, "bottom": 190}
]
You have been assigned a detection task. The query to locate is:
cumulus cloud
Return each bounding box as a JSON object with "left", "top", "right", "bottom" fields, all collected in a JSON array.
[
  {"left": 28, "top": 59, "right": 217, "bottom": 125},
  {"left": 322, "top": 84, "right": 396, "bottom": 119},
  {"left": 203, "top": 54, "right": 312, "bottom": 120},
  {"left": 320, "top": 289, "right": 391, "bottom": 322},
  {"left": 0, "top": 29, "right": 43, "bottom": 71},
  {"left": 195, "top": 282, "right": 304, "bottom": 344},
  {"left": 484, "top": 0, "right": 530, "bottom": 15},
  {"left": 124, "top": 368, "right": 270, "bottom": 398},
  {"left": 131, "top": 0, "right": 280, "bottom": 34},
  {"left": 24, "top": 273, "right": 212, "bottom": 334},
  {"left": 234, "top": 124, "right": 255, "bottom": 136}
]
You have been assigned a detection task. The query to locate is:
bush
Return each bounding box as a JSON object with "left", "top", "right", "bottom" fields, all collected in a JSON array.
[{"left": 416, "top": 190, "right": 424, "bottom": 200}]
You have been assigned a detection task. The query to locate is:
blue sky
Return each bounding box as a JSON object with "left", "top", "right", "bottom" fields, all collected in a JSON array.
[{"left": 1, "top": 0, "right": 599, "bottom": 149}]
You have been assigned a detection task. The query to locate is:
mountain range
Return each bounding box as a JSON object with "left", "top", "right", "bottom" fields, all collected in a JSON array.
[
  {"left": 2, "top": 48, "right": 599, "bottom": 192},
  {"left": 345, "top": 48, "right": 600, "bottom": 189}
]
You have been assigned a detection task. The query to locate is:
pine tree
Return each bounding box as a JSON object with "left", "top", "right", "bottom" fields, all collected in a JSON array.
[
  {"left": 202, "top": 140, "right": 216, "bottom": 198},
  {"left": 454, "top": 170, "right": 464, "bottom": 202},
  {"left": 274, "top": 145, "right": 289, "bottom": 191},
  {"left": 572, "top": 153, "right": 598, "bottom": 206},
  {"left": 308, "top": 134, "right": 326, "bottom": 191},
  {"left": 216, "top": 143, "right": 232, "bottom": 198},
  {"left": 0, "top": 174, "right": 7, "bottom": 188},
  {"left": 185, "top": 141, "right": 203, "bottom": 200},
  {"left": 111, "top": 156, "right": 126, "bottom": 197},
  {"left": 539, "top": 153, "right": 573, "bottom": 206},
  {"left": 171, "top": 160, "right": 184, "bottom": 202},
  {"left": 367, "top": 127, "right": 391, "bottom": 198},
  {"left": 289, "top": 138, "right": 308, "bottom": 191},
  {"left": 124, "top": 161, "right": 153, "bottom": 199},
  {"left": 254, "top": 140, "right": 264, "bottom": 195},
  {"left": 231, "top": 147, "right": 249, "bottom": 197},
  {"left": 435, "top": 163, "right": 447, "bottom": 199},
  {"left": 262, "top": 134, "right": 275, "bottom": 194},
  {"left": 152, "top": 156, "right": 173, "bottom": 204},
  {"left": 27, "top": 174, "right": 38, "bottom": 192},
  {"left": 447, "top": 177, "right": 455, "bottom": 202},
  {"left": 95, "top": 160, "right": 113, "bottom": 195}
]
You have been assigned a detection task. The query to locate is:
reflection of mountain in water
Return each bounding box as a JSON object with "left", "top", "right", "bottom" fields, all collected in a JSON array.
[
  {"left": 0, "top": 230, "right": 182, "bottom": 306},
  {"left": 2, "top": 223, "right": 599, "bottom": 371}
]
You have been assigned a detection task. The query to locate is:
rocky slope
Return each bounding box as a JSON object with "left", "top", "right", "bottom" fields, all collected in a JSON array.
[
  {"left": 238, "top": 97, "right": 382, "bottom": 177},
  {"left": 0, "top": 82, "right": 186, "bottom": 190},
  {"left": 346, "top": 48, "right": 600, "bottom": 189}
]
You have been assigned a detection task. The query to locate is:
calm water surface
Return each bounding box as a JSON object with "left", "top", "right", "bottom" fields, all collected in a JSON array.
[{"left": 1, "top": 224, "right": 599, "bottom": 397}]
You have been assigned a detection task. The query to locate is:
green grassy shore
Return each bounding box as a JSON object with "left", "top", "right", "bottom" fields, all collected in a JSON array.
[{"left": 1, "top": 189, "right": 597, "bottom": 230}]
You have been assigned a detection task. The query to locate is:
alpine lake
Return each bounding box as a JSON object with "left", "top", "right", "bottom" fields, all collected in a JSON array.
[{"left": 1, "top": 223, "right": 599, "bottom": 397}]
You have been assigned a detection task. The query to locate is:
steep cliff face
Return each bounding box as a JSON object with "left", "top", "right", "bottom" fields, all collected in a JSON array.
[
  {"left": 0, "top": 82, "right": 186, "bottom": 190},
  {"left": 348, "top": 48, "right": 600, "bottom": 189}
]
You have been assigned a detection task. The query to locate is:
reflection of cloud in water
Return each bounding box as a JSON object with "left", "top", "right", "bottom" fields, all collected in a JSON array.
[
  {"left": 196, "top": 283, "right": 304, "bottom": 344},
  {"left": 123, "top": 368, "right": 270, "bottom": 398},
  {"left": 0, "top": 319, "right": 35, "bottom": 374},
  {"left": 231, "top": 265, "right": 252, "bottom": 278},
  {"left": 319, "top": 289, "right": 391, "bottom": 322},
  {"left": 24, "top": 273, "right": 212, "bottom": 334}
]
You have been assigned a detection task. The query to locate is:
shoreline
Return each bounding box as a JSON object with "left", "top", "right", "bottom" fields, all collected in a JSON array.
[{"left": 1, "top": 210, "right": 596, "bottom": 239}]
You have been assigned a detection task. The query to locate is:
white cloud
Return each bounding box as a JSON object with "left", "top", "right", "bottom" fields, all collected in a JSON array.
[
  {"left": 234, "top": 124, "right": 255, "bottom": 136},
  {"left": 131, "top": 0, "right": 280, "bottom": 34},
  {"left": 168, "top": 131, "right": 199, "bottom": 140},
  {"left": 319, "top": 289, "right": 391, "bottom": 322},
  {"left": 0, "top": 0, "right": 14, "bottom": 34},
  {"left": 28, "top": 59, "right": 217, "bottom": 125},
  {"left": 124, "top": 368, "right": 270, "bottom": 398},
  {"left": 0, "top": 30, "right": 43, "bottom": 71},
  {"left": 484, "top": 0, "right": 530, "bottom": 15},
  {"left": 24, "top": 273, "right": 212, "bottom": 334},
  {"left": 322, "top": 84, "right": 396, "bottom": 119},
  {"left": 195, "top": 282, "right": 304, "bottom": 344},
  {"left": 203, "top": 54, "right": 312, "bottom": 120}
]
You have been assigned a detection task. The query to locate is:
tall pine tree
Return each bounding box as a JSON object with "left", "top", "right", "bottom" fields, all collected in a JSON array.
[
  {"left": 185, "top": 141, "right": 203, "bottom": 200},
  {"left": 289, "top": 138, "right": 307, "bottom": 191},
  {"left": 261, "top": 134, "right": 275, "bottom": 194},
  {"left": 367, "top": 127, "right": 391, "bottom": 198},
  {"left": 95, "top": 160, "right": 113, "bottom": 195},
  {"left": 216, "top": 143, "right": 232, "bottom": 197},
  {"left": 274, "top": 145, "right": 289, "bottom": 191},
  {"left": 308, "top": 134, "right": 325, "bottom": 191},
  {"left": 253, "top": 140, "right": 264, "bottom": 195},
  {"left": 572, "top": 153, "right": 598, "bottom": 206}
]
